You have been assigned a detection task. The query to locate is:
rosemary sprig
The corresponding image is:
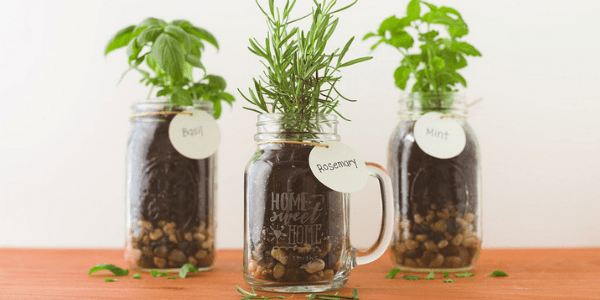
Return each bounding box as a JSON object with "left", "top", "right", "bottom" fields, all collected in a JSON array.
[
  {"left": 241, "top": 0, "right": 371, "bottom": 134},
  {"left": 236, "top": 286, "right": 285, "bottom": 300}
]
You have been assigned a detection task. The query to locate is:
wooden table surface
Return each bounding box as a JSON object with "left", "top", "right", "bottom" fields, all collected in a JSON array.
[{"left": 1, "top": 248, "right": 599, "bottom": 299}]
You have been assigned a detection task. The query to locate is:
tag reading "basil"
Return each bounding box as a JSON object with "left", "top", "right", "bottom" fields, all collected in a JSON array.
[
  {"left": 168, "top": 110, "right": 220, "bottom": 159},
  {"left": 308, "top": 141, "right": 368, "bottom": 193},
  {"left": 414, "top": 112, "right": 466, "bottom": 159}
]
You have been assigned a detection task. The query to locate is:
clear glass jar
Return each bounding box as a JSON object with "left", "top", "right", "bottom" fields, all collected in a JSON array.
[
  {"left": 388, "top": 93, "right": 482, "bottom": 272},
  {"left": 124, "top": 99, "right": 216, "bottom": 272},
  {"left": 244, "top": 113, "right": 394, "bottom": 293}
]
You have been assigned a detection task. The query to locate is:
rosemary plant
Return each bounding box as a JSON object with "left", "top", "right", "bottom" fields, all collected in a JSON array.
[{"left": 240, "top": 0, "right": 372, "bottom": 133}]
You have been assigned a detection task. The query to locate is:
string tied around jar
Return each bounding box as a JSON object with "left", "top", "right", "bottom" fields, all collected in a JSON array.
[{"left": 256, "top": 141, "right": 329, "bottom": 148}]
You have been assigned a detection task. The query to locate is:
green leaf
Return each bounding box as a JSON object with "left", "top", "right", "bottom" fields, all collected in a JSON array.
[
  {"left": 167, "top": 276, "right": 177, "bottom": 279},
  {"left": 136, "top": 27, "right": 163, "bottom": 47},
  {"left": 133, "top": 273, "right": 141, "bottom": 279},
  {"left": 388, "top": 31, "right": 414, "bottom": 49},
  {"left": 394, "top": 66, "right": 411, "bottom": 90},
  {"left": 456, "top": 272, "right": 475, "bottom": 278},
  {"left": 104, "top": 278, "right": 117, "bottom": 282},
  {"left": 206, "top": 75, "right": 227, "bottom": 90},
  {"left": 339, "top": 56, "right": 372, "bottom": 68},
  {"left": 185, "top": 54, "right": 205, "bottom": 70},
  {"left": 220, "top": 92, "right": 235, "bottom": 106},
  {"left": 407, "top": 0, "right": 421, "bottom": 20},
  {"left": 486, "top": 270, "right": 509, "bottom": 277},
  {"left": 187, "top": 26, "right": 219, "bottom": 50},
  {"left": 135, "top": 17, "right": 166, "bottom": 32},
  {"left": 165, "top": 24, "right": 191, "bottom": 52},
  {"left": 402, "top": 275, "right": 420, "bottom": 280},
  {"left": 454, "top": 42, "right": 482, "bottom": 56},
  {"left": 88, "top": 264, "right": 129, "bottom": 276},
  {"left": 443, "top": 271, "right": 450, "bottom": 278},
  {"left": 352, "top": 288, "right": 359, "bottom": 299},
  {"left": 385, "top": 268, "right": 401, "bottom": 279},
  {"left": 179, "top": 263, "right": 198, "bottom": 278},
  {"left": 171, "top": 87, "right": 193, "bottom": 106},
  {"left": 151, "top": 33, "right": 185, "bottom": 82},
  {"left": 425, "top": 271, "right": 435, "bottom": 280},
  {"left": 150, "top": 270, "right": 170, "bottom": 277},
  {"left": 432, "top": 56, "right": 445, "bottom": 69},
  {"left": 212, "top": 98, "right": 222, "bottom": 119},
  {"left": 444, "top": 278, "right": 455, "bottom": 283},
  {"left": 104, "top": 25, "right": 136, "bottom": 55},
  {"left": 362, "top": 32, "right": 377, "bottom": 40}
]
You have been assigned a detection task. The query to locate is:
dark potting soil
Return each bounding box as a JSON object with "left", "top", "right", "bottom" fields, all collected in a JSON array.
[
  {"left": 245, "top": 143, "right": 347, "bottom": 283},
  {"left": 388, "top": 119, "right": 480, "bottom": 269},
  {"left": 127, "top": 111, "right": 215, "bottom": 269}
]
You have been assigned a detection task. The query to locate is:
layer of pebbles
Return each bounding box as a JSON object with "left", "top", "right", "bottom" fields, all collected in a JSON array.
[
  {"left": 389, "top": 203, "right": 480, "bottom": 269},
  {"left": 130, "top": 219, "right": 214, "bottom": 269}
]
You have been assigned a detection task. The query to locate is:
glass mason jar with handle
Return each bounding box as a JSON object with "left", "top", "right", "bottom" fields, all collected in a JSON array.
[
  {"left": 124, "top": 99, "right": 216, "bottom": 272},
  {"left": 244, "top": 113, "right": 394, "bottom": 293},
  {"left": 388, "top": 93, "right": 481, "bottom": 272}
]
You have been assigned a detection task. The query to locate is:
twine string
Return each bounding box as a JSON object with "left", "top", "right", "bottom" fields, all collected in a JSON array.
[
  {"left": 400, "top": 98, "right": 482, "bottom": 119},
  {"left": 129, "top": 111, "right": 193, "bottom": 119},
  {"left": 257, "top": 141, "right": 329, "bottom": 148}
]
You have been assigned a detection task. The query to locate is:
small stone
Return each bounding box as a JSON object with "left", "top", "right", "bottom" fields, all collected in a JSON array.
[
  {"left": 404, "top": 249, "right": 423, "bottom": 260},
  {"left": 429, "top": 253, "right": 444, "bottom": 267},
  {"left": 149, "top": 229, "right": 164, "bottom": 241},
  {"left": 285, "top": 268, "right": 302, "bottom": 282},
  {"left": 304, "top": 259, "right": 325, "bottom": 274},
  {"left": 436, "top": 209, "right": 450, "bottom": 220},
  {"left": 424, "top": 240, "right": 439, "bottom": 253},
  {"left": 394, "top": 242, "right": 407, "bottom": 254},
  {"left": 153, "top": 245, "right": 168, "bottom": 258},
  {"left": 199, "top": 222, "right": 207, "bottom": 233},
  {"left": 248, "top": 260, "right": 258, "bottom": 274},
  {"left": 430, "top": 204, "right": 437, "bottom": 210},
  {"left": 414, "top": 214, "right": 424, "bottom": 224},
  {"left": 317, "top": 242, "right": 332, "bottom": 257},
  {"left": 437, "top": 240, "right": 449, "bottom": 249},
  {"left": 153, "top": 257, "right": 167, "bottom": 268},
  {"left": 413, "top": 223, "right": 431, "bottom": 235},
  {"left": 432, "top": 220, "right": 447, "bottom": 232},
  {"left": 271, "top": 248, "right": 288, "bottom": 265},
  {"left": 140, "top": 220, "right": 153, "bottom": 231},
  {"left": 195, "top": 250, "right": 208, "bottom": 260},
  {"left": 400, "top": 220, "right": 411, "bottom": 229},
  {"left": 444, "top": 256, "right": 462, "bottom": 268},
  {"left": 333, "top": 260, "right": 341, "bottom": 272},
  {"left": 452, "top": 234, "right": 464, "bottom": 246},
  {"left": 462, "top": 237, "right": 478, "bottom": 248},
  {"left": 405, "top": 239, "right": 419, "bottom": 251},
  {"left": 131, "top": 249, "right": 142, "bottom": 261},
  {"left": 184, "top": 232, "right": 193, "bottom": 242},
  {"left": 273, "top": 263, "right": 286, "bottom": 279},
  {"left": 193, "top": 233, "right": 206, "bottom": 242},
  {"left": 168, "top": 260, "right": 178, "bottom": 268},
  {"left": 415, "top": 234, "right": 428, "bottom": 243},
  {"left": 457, "top": 247, "right": 470, "bottom": 263},
  {"left": 260, "top": 268, "right": 273, "bottom": 279},
  {"left": 157, "top": 220, "right": 166, "bottom": 227},
  {"left": 201, "top": 238, "right": 213, "bottom": 249},
  {"left": 421, "top": 250, "right": 437, "bottom": 266},
  {"left": 168, "top": 249, "right": 187, "bottom": 265},
  {"left": 425, "top": 211, "right": 435, "bottom": 224},
  {"left": 254, "top": 265, "right": 264, "bottom": 278},
  {"left": 141, "top": 246, "right": 153, "bottom": 257},
  {"left": 297, "top": 244, "right": 312, "bottom": 255},
  {"left": 401, "top": 231, "right": 412, "bottom": 240},
  {"left": 188, "top": 257, "right": 197, "bottom": 266},
  {"left": 168, "top": 233, "right": 178, "bottom": 244},
  {"left": 324, "top": 269, "right": 335, "bottom": 280},
  {"left": 404, "top": 258, "right": 418, "bottom": 268},
  {"left": 163, "top": 222, "right": 176, "bottom": 234},
  {"left": 142, "top": 235, "right": 150, "bottom": 245},
  {"left": 464, "top": 213, "right": 475, "bottom": 223}
]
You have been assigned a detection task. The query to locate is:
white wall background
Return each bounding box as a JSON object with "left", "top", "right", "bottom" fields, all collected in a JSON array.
[{"left": 1, "top": 0, "right": 599, "bottom": 249}]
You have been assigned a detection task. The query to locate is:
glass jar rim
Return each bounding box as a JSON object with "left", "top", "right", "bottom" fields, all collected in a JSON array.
[{"left": 132, "top": 97, "right": 214, "bottom": 110}]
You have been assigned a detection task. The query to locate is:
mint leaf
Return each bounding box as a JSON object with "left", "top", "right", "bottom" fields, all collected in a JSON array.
[
  {"left": 150, "top": 270, "right": 169, "bottom": 277},
  {"left": 167, "top": 276, "right": 177, "bottom": 279},
  {"left": 352, "top": 288, "right": 359, "bottom": 299},
  {"left": 402, "top": 275, "right": 420, "bottom": 280},
  {"left": 425, "top": 271, "right": 435, "bottom": 280},
  {"left": 179, "top": 263, "right": 198, "bottom": 278},
  {"left": 104, "top": 278, "right": 117, "bottom": 282},
  {"left": 486, "top": 270, "right": 509, "bottom": 277},
  {"left": 456, "top": 272, "right": 475, "bottom": 278},
  {"left": 105, "top": 25, "right": 136, "bottom": 55},
  {"left": 133, "top": 273, "right": 141, "bottom": 279},
  {"left": 443, "top": 271, "right": 449, "bottom": 278},
  {"left": 385, "top": 268, "right": 402, "bottom": 279},
  {"left": 89, "top": 264, "right": 129, "bottom": 276},
  {"left": 444, "top": 278, "right": 455, "bottom": 283}
]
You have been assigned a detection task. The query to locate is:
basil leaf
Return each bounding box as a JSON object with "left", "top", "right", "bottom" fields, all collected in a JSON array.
[
  {"left": 164, "top": 24, "right": 191, "bottom": 52},
  {"left": 425, "top": 271, "right": 435, "bottom": 280},
  {"left": 133, "top": 273, "right": 141, "bottom": 279},
  {"left": 406, "top": 0, "right": 420, "bottom": 20},
  {"left": 88, "top": 264, "right": 129, "bottom": 276},
  {"left": 171, "top": 87, "right": 193, "bottom": 106},
  {"left": 443, "top": 271, "right": 450, "bottom": 278},
  {"left": 104, "top": 278, "right": 117, "bottom": 282},
  {"left": 385, "top": 268, "right": 401, "bottom": 279},
  {"left": 486, "top": 270, "right": 509, "bottom": 277},
  {"left": 135, "top": 17, "right": 166, "bottom": 32},
  {"left": 150, "top": 270, "right": 169, "bottom": 277},
  {"left": 444, "top": 278, "right": 455, "bottom": 283},
  {"left": 136, "top": 27, "right": 163, "bottom": 47},
  {"left": 185, "top": 54, "right": 205, "bottom": 70},
  {"left": 456, "top": 272, "right": 475, "bottom": 278},
  {"left": 151, "top": 33, "right": 185, "bottom": 83},
  {"left": 402, "top": 275, "right": 420, "bottom": 280},
  {"left": 105, "top": 25, "right": 136, "bottom": 55},
  {"left": 186, "top": 26, "right": 219, "bottom": 50},
  {"left": 179, "top": 263, "right": 198, "bottom": 278}
]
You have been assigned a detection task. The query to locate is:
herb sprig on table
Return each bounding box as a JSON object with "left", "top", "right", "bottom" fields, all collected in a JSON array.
[
  {"left": 240, "top": 0, "right": 372, "bottom": 133},
  {"left": 236, "top": 286, "right": 360, "bottom": 300},
  {"left": 364, "top": 0, "right": 481, "bottom": 96},
  {"left": 105, "top": 17, "right": 235, "bottom": 118}
]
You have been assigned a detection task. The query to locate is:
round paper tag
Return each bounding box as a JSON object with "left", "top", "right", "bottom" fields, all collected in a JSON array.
[
  {"left": 414, "top": 112, "right": 466, "bottom": 159},
  {"left": 308, "top": 141, "right": 368, "bottom": 193},
  {"left": 168, "top": 110, "right": 220, "bottom": 159}
]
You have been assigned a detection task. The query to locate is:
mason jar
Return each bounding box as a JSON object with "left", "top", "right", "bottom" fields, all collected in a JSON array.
[
  {"left": 244, "top": 113, "right": 394, "bottom": 293},
  {"left": 124, "top": 99, "right": 216, "bottom": 272},
  {"left": 388, "top": 93, "right": 481, "bottom": 272}
]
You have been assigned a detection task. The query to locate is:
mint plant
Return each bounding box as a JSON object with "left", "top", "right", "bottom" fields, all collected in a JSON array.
[
  {"left": 240, "top": 0, "right": 372, "bottom": 133},
  {"left": 105, "top": 17, "right": 234, "bottom": 118},
  {"left": 364, "top": 0, "right": 481, "bottom": 98}
]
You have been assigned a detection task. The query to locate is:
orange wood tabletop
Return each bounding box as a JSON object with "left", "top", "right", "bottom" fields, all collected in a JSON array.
[{"left": 1, "top": 248, "right": 599, "bottom": 299}]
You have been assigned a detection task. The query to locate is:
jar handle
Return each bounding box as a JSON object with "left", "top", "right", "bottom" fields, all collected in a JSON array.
[{"left": 352, "top": 162, "right": 395, "bottom": 267}]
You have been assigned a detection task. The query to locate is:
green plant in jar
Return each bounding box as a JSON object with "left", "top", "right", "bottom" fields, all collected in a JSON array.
[
  {"left": 106, "top": 17, "right": 234, "bottom": 272},
  {"left": 241, "top": 0, "right": 394, "bottom": 293},
  {"left": 365, "top": 0, "right": 483, "bottom": 272}
]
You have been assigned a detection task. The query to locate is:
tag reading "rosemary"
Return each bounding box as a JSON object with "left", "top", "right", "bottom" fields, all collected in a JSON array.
[{"left": 308, "top": 141, "right": 368, "bottom": 193}]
